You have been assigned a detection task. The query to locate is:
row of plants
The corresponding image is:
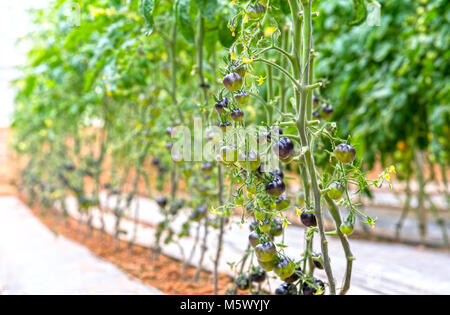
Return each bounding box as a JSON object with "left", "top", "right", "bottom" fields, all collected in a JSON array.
[
  {"left": 313, "top": 0, "right": 449, "bottom": 245},
  {"left": 13, "top": 0, "right": 397, "bottom": 295}
]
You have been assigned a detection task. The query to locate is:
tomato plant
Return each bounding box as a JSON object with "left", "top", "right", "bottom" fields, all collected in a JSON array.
[{"left": 11, "top": 0, "right": 406, "bottom": 296}]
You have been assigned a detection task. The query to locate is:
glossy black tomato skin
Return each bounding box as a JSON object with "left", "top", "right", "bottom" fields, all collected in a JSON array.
[
  {"left": 302, "top": 279, "right": 325, "bottom": 296},
  {"left": 156, "top": 197, "right": 168, "bottom": 208},
  {"left": 300, "top": 209, "right": 317, "bottom": 227},
  {"left": 274, "top": 137, "right": 294, "bottom": 161},
  {"left": 230, "top": 108, "right": 244, "bottom": 122},
  {"left": 248, "top": 4, "right": 265, "bottom": 20},
  {"left": 251, "top": 267, "right": 267, "bottom": 283},
  {"left": 265, "top": 177, "right": 286, "bottom": 197},
  {"left": 223, "top": 72, "right": 243, "bottom": 92},
  {"left": 271, "top": 169, "right": 285, "bottom": 180},
  {"left": 249, "top": 231, "right": 260, "bottom": 248},
  {"left": 235, "top": 274, "right": 250, "bottom": 290},
  {"left": 165, "top": 142, "right": 173, "bottom": 151},
  {"left": 215, "top": 98, "right": 229, "bottom": 114},
  {"left": 327, "top": 181, "right": 345, "bottom": 200},
  {"left": 235, "top": 91, "right": 250, "bottom": 105},
  {"left": 274, "top": 257, "right": 295, "bottom": 279},
  {"left": 284, "top": 267, "right": 302, "bottom": 283},
  {"left": 334, "top": 144, "right": 356, "bottom": 164},
  {"left": 275, "top": 282, "right": 297, "bottom": 295},
  {"left": 166, "top": 127, "right": 173, "bottom": 137},
  {"left": 276, "top": 194, "right": 290, "bottom": 211},
  {"left": 255, "top": 242, "right": 277, "bottom": 262}
]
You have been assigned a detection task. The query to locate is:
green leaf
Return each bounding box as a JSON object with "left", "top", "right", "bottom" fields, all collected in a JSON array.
[
  {"left": 141, "top": 0, "right": 157, "bottom": 35},
  {"left": 175, "top": 0, "right": 195, "bottom": 44},
  {"left": 195, "top": 0, "right": 217, "bottom": 21}
]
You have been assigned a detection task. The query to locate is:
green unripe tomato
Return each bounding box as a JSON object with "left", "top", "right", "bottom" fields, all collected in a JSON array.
[
  {"left": 235, "top": 91, "right": 250, "bottom": 105},
  {"left": 269, "top": 219, "right": 284, "bottom": 237},
  {"left": 220, "top": 146, "right": 238, "bottom": 165},
  {"left": 247, "top": 185, "right": 257, "bottom": 194},
  {"left": 340, "top": 221, "right": 354, "bottom": 236},
  {"left": 255, "top": 242, "right": 277, "bottom": 262},
  {"left": 276, "top": 194, "right": 291, "bottom": 211},
  {"left": 274, "top": 258, "right": 295, "bottom": 280},
  {"left": 258, "top": 259, "right": 275, "bottom": 272},
  {"left": 259, "top": 219, "right": 271, "bottom": 233},
  {"left": 239, "top": 151, "right": 261, "bottom": 171},
  {"left": 334, "top": 144, "right": 356, "bottom": 164},
  {"left": 235, "top": 195, "right": 245, "bottom": 206},
  {"left": 327, "top": 182, "right": 345, "bottom": 200},
  {"left": 254, "top": 209, "right": 265, "bottom": 221},
  {"left": 248, "top": 4, "right": 265, "bottom": 20}
]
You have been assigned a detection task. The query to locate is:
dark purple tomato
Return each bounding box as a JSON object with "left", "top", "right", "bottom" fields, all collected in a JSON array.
[
  {"left": 156, "top": 197, "right": 168, "bottom": 208},
  {"left": 265, "top": 177, "right": 286, "bottom": 197},
  {"left": 300, "top": 209, "right": 317, "bottom": 227},
  {"left": 302, "top": 279, "right": 325, "bottom": 296},
  {"left": 251, "top": 267, "right": 267, "bottom": 283},
  {"left": 270, "top": 169, "right": 284, "bottom": 180},
  {"left": 230, "top": 108, "right": 245, "bottom": 122},
  {"left": 215, "top": 98, "right": 229, "bottom": 114},
  {"left": 284, "top": 267, "right": 302, "bottom": 283},
  {"left": 274, "top": 137, "right": 294, "bottom": 161},
  {"left": 235, "top": 274, "right": 250, "bottom": 290},
  {"left": 223, "top": 73, "right": 243, "bottom": 92},
  {"left": 312, "top": 253, "right": 324, "bottom": 270},
  {"left": 275, "top": 282, "right": 297, "bottom": 295}
]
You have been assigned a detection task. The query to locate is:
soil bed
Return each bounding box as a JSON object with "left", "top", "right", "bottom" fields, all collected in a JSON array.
[{"left": 21, "top": 195, "right": 235, "bottom": 295}]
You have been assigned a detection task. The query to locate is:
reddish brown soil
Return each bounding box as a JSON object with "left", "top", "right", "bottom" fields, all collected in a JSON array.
[{"left": 21, "top": 195, "right": 235, "bottom": 295}]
